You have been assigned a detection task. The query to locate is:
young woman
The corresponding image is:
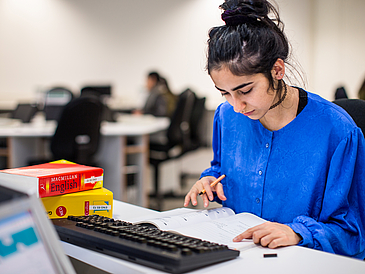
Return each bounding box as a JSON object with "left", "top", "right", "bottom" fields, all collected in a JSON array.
[
  {"left": 184, "top": 0, "right": 365, "bottom": 258},
  {"left": 138, "top": 71, "right": 177, "bottom": 118}
]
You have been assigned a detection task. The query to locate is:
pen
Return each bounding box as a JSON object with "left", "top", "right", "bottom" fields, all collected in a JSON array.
[{"left": 198, "top": 174, "right": 226, "bottom": 196}]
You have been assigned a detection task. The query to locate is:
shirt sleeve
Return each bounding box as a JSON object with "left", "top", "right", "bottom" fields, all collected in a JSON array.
[{"left": 287, "top": 127, "right": 365, "bottom": 258}]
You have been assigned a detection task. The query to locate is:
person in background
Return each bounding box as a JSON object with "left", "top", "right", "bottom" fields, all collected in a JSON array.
[
  {"left": 134, "top": 71, "right": 177, "bottom": 117},
  {"left": 184, "top": 0, "right": 365, "bottom": 258},
  {"left": 358, "top": 78, "right": 365, "bottom": 100}
]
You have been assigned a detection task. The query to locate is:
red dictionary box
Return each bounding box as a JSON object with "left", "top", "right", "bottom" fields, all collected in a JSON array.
[{"left": 0, "top": 160, "right": 103, "bottom": 198}]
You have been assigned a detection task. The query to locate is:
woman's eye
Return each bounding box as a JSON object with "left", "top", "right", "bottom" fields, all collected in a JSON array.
[
  {"left": 221, "top": 92, "right": 229, "bottom": 97},
  {"left": 240, "top": 88, "right": 252, "bottom": 95}
]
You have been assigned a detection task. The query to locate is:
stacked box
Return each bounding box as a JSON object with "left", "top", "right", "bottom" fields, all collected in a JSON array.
[
  {"left": 0, "top": 160, "right": 113, "bottom": 219},
  {"left": 0, "top": 160, "right": 104, "bottom": 198},
  {"left": 41, "top": 187, "right": 113, "bottom": 219}
]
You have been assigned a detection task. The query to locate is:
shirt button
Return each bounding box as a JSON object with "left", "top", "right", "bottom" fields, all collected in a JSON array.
[
  {"left": 258, "top": 170, "right": 263, "bottom": 176},
  {"left": 266, "top": 143, "right": 269, "bottom": 148},
  {"left": 256, "top": 198, "right": 260, "bottom": 203}
]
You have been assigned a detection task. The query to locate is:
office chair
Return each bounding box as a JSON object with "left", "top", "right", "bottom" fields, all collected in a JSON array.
[
  {"left": 149, "top": 89, "right": 206, "bottom": 210},
  {"left": 43, "top": 87, "right": 74, "bottom": 121},
  {"left": 29, "top": 96, "right": 103, "bottom": 166},
  {"left": 80, "top": 86, "right": 116, "bottom": 122},
  {"left": 11, "top": 103, "right": 39, "bottom": 123},
  {"left": 187, "top": 96, "right": 207, "bottom": 150},
  {"left": 179, "top": 96, "right": 207, "bottom": 187},
  {"left": 333, "top": 99, "right": 365, "bottom": 135}
]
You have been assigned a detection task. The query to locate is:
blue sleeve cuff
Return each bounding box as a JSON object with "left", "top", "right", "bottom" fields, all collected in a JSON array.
[{"left": 286, "top": 222, "right": 313, "bottom": 247}]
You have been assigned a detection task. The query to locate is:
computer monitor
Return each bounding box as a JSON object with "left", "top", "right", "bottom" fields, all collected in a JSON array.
[
  {"left": 0, "top": 185, "right": 76, "bottom": 274},
  {"left": 80, "top": 85, "right": 112, "bottom": 98},
  {"left": 44, "top": 87, "right": 74, "bottom": 121}
]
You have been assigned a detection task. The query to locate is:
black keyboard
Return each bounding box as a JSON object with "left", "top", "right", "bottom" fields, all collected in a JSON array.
[{"left": 52, "top": 215, "right": 240, "bottom": 274}]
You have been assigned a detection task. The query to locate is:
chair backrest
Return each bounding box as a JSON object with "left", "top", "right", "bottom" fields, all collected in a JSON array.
[
  {"left": 333, "top": 99, "right": 365, "bottom": 135},
  {"left": 50, "top": 96, "right": 103, "bottom": 165},
  {"left": 80, "top": 87, "right": 115, "bottom": 122},
  {"left": 167, "top": 89, "right": 196, "bottom": 150},
  {"left": 189, "top": 96, "right": 206, "bottom": 149},
  {"left": 11, "top": 103, "right": 38, "bottom": 123},
  {"left": 334, "top": 86, "right": 348, "bottom": 100},
  {"left": 43, "top": 87, "right": 74, "bottom": 121}
]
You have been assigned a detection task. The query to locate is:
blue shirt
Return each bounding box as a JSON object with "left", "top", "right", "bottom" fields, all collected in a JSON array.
[{"left": 201, "top": 90, "right": 365, "bottom": 258}]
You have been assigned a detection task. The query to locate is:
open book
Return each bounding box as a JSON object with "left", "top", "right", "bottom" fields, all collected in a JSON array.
[{"left": 134, "top": 207, "right": 266, "bottom": 250}]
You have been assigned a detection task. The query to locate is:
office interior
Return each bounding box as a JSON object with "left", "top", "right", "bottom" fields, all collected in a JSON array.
[{"left": 1, "top": 0, "right": 365, "bottom": 211}]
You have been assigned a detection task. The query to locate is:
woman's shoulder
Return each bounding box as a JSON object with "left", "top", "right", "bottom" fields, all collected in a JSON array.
[
  {"left": 214, "top": 101, "right": 239, "bottom": 120},
  {"left": 306, "top": 91, "right": 354, "bottom": 121},
  {"left": 216, "top": 101, "right": 235, "bottom": 113},
  {"left": 304, "top": 90, "right": 359, "bottom": 135}
]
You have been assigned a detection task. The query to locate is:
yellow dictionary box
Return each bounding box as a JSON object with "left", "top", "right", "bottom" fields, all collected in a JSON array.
[{"left": 41, "top": 187, "right": 113, "bottom": 219}]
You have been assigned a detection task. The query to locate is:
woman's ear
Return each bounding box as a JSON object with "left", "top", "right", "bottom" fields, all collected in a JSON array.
[{"left": 271, "top": 58, "right": 285, "bottom": 80}]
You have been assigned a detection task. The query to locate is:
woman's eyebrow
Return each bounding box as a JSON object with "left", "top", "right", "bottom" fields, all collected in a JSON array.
[
  {"left": 232, "top": 82, "right": 253, "bottom": 91},
  {"left": 215, "top": 82, "right": 253, "bottom": 92},
  {"left": 215, "top": 86, "right": 226, "bottom": 92}
]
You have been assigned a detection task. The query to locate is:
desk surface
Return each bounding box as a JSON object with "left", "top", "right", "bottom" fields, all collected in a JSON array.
[
  {"left": 0, "top": 115, "right": 169, "bottom": 205},
  {"left": 62, "top": 200, "right": 365, "bottom": 274},
  {"left": 0, "top": 115, "right": 169, "bottom": 137}
]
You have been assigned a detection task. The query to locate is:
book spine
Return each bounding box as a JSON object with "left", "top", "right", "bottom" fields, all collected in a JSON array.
[{"left": 38, "top": 170, "right": 103, "bottom": 198}]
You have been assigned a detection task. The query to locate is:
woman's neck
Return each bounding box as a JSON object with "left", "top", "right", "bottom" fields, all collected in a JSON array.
[{"left": 259, "top": 85, "right": 299, "bottom": 131}]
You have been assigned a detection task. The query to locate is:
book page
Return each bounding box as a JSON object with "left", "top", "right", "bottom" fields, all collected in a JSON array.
[
  {"left": 127, "top": 207, "right": 194, "bottom": 223},
  {"left": 173, "top": 212, "right": 266, "bottom": 250},
  {"left": 135, "top": 207, "right": 235, "bottom": 230}
]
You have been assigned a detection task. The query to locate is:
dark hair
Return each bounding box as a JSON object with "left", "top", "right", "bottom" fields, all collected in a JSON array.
[
  {"left": 207, "top": 0, "right": 294, "bottom": 93},
  {"left": 148, "top": 71, "right": 161, "bottom": 83}
]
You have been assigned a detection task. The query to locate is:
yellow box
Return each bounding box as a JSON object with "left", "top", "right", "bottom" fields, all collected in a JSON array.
[{"left": 41, "top": 187, "right": 113, "bottom": 219}]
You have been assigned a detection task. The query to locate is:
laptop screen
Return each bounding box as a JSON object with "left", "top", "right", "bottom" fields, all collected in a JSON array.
[{"left": 0, "top": 185, "right": 75, "bottom": 274}]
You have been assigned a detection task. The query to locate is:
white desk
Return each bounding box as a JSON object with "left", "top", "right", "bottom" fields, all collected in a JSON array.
[
  {"left": 61, "top": 200, "right": 365, "bottom": 274},
  {"left": 0, "top": 115, "right": 169, "bottom": 207}
]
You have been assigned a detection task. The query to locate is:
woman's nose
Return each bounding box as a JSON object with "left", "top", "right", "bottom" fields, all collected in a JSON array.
[{"left": 233, "top": 97, "right": 246, "bottom": 113}]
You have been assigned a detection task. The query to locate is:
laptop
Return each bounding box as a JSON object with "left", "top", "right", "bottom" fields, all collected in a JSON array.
[
  {"left": 11, "top": 103, "right": 38, "bottom": 123},
  {"left": 0, "top": 184, "right": 75, "bottom": 274}
]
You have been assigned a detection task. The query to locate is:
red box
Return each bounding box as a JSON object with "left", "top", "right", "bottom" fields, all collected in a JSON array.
[{"left": 0, "top": 160, "right": 103, "bottom": 198}]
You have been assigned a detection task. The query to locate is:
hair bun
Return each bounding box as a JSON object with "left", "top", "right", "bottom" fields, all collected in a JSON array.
[{"left": 220, "top": 0, "right": 269, "bottom": 26}]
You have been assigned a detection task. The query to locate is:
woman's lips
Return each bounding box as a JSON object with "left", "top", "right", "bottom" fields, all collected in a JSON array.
[{"left": 243, "top": 110, "right": 254, "bottom": 116}]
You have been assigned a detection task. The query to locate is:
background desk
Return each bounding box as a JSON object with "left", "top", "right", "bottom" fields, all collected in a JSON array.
[
  {"left": 62, "top": 200, "right": 365, "bottom": 274},
  {"left": 0, "top": 115, "right": 169, "bottom": 207}
]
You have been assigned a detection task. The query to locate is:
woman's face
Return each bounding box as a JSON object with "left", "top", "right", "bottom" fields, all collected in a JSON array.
[
  {"left": 210, "top": 66, "right": 276, "bottom": 120},
  {"left": 146, "top": 76, "right": 157, "bottom": 91}
]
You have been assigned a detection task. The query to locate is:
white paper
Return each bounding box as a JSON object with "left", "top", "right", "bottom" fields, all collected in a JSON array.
[
  {"left": 135, "top": 208, "right": 266, "bottom": 250},
  {"left": 136, "top": 207, "right": 235, "bottom": 230},
  {"left": 174, "top": 212, "right": 266, "bottom": 250}
]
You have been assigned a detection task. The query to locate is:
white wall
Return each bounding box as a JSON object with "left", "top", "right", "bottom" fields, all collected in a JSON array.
[
  {"left": 312, "top": 0, "right": 365, "bottom": 100},
  {"left": 0, "top": 0, "right": 364, "bottom": 110}
]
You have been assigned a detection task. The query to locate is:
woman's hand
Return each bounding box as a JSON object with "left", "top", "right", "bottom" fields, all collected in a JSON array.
[
  {"left": 233, "top": 222, "right": 302, "bottom": 248},
  {"left": 184, "top": 176, "right": 227, "bottom": 208}
]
